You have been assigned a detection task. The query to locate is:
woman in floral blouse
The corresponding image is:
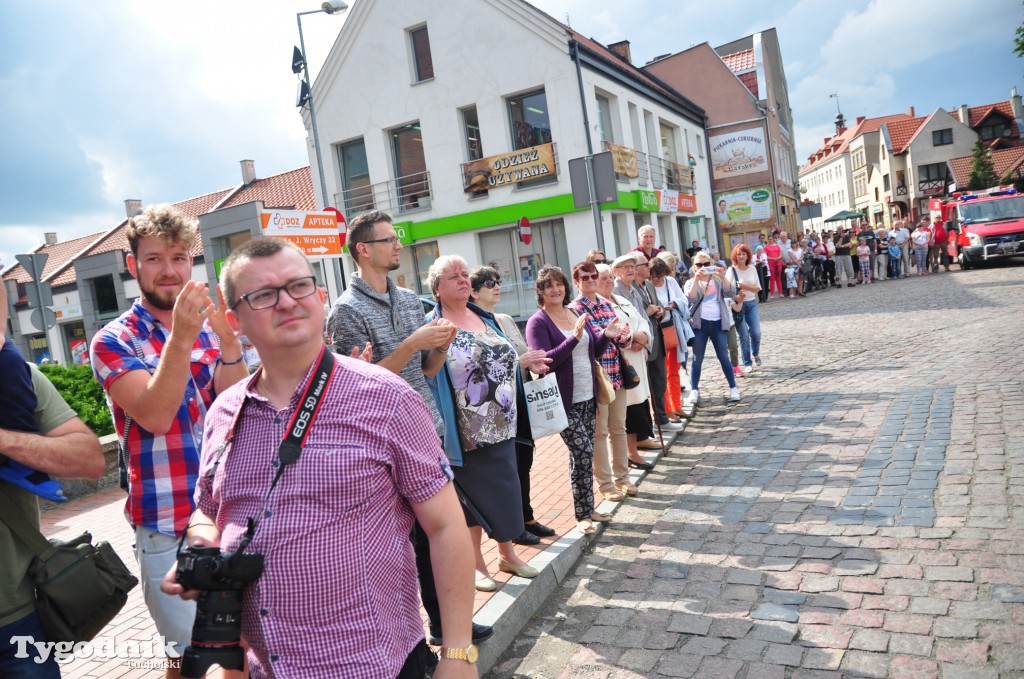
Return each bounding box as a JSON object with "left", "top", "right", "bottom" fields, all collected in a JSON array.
[{"left": 426, "top": 255, "right": 550, "bottom": 589}]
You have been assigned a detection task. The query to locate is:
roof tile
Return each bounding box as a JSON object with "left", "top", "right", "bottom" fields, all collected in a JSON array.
[
  {"left": 221, "top": 166, "right": 314, "bottom": 211},
  {"left": 948, "top": 146, "right": 1024, "bottom": 187},
  {"left": 720, "top": 48, "right": 756, "bottom": 73},
  {"left": 3, "top": 231, "right": 107, "bottom": 286}
]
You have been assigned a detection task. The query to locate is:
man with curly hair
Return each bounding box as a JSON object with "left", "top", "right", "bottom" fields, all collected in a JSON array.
[{"left": 91, "top": 203, "right": 249, "bottom": 676}]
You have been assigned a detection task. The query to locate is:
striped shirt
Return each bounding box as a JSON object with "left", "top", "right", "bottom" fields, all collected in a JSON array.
[
  {"left": 91, "top": 300, "right": 218, "bottom": 536},
  {"left": 195, "top": 352, "right": 452, "bottom": 679},
  {"left": 569, "top": 294, "right": 624, "bottom": 389}
]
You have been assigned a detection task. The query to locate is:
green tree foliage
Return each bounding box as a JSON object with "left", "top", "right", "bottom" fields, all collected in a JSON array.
[
  {"left": 967, "top": 140, "right": 1000, "bottom": 191},
  {"left": 38, "top": 364, "right": 114, "bottom": 436},
  {"left": 1016, "top": 2, "right": 1024, "bottom": 60}
]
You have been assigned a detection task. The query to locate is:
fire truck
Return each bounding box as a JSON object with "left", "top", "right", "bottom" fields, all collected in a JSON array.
[{"left": 940, "top": 186, "right": 1024, "bottom": 269}]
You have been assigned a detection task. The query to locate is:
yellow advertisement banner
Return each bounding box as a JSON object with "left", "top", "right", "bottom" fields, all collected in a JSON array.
[
  {"left": 462, "top": 143, "right": 555, "bottom": 192},
  {"left": 603, "top": 141, "right": 639, "bottom": 178}
]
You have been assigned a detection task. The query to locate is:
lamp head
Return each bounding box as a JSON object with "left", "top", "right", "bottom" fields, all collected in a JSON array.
[
  {"left": 296, "top": 80, "right": 311, "bottom": 107},
  {"left": 291, "top": 46, "right": 305, "bottom": 74},
  {"left": 321, "top": 0, "right": 348, "bottom": 14}
]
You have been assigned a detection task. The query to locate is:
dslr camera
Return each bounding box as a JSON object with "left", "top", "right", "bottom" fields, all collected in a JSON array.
[{"left": 175, "top": 545, "right": 264, "bottom": 678}]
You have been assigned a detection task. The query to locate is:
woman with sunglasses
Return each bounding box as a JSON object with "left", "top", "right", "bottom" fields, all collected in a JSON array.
[
  {"left": 684, "top": 252, "right": 741, "bottom": 405},
  {"left": 526, "top": 265, "right": 625, "bottom": 535},
  {"left": 469, "top": 266, "right": 555, "bottom": 547}
]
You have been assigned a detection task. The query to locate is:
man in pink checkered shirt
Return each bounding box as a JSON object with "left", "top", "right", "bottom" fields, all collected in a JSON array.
[{"left": 162, "top": 238, "right": 477, "bottom": 679}]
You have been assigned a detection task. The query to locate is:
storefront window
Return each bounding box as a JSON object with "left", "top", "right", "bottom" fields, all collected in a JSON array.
[
  {"left": 392, "top": 241, "right": 439, "bottom": 297},
  {"left": 92, "top": 275, "right": 119, "bottom": 320},
  {"left": 478, "top": 220, "right": 568, "bottom": 318},
  {"left": 62, "top": 321, "right": 89, "bottom": 365}
]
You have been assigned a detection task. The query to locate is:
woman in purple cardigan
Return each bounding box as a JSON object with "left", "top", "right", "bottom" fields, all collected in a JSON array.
[{"left": 526, "top": 265, "right": 625, "bottom": 535}]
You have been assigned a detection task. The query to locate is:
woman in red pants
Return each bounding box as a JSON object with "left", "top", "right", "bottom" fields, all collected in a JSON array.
[{"left": 764, "top": 233, "right": 784, "bottom": 299}]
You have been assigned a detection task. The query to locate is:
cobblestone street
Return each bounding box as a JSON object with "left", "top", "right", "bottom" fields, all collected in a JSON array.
[{"left": 494, "top": 263, "right": 1024, "bottom": 678}]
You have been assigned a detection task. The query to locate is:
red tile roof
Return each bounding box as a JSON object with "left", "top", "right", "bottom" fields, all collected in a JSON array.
[
  {"left": 799, "top": 113, "right": 912, "bottom": 172},
  {"left": 3, "top": 231, "right": 107, "bottom": 286},
  {"left": 961, "top": 101, "right": 1016, "bottom": 128},
  {"left": 885, "top": 116, "right": 927, "bottom": 154},
  {"left": 220, "top": 166, "right": 314, "bottom": 211},
  {"left": 720, "top": 48, "right": 755, "bottom": 73},
  {"left": 948, "top": 146, "right": 1024, "bottom": 187},
  {"left": 736, "top": 71, "right": 758, "bottom": 98}
]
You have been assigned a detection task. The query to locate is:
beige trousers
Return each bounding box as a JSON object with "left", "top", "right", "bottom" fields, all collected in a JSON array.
[{"left": 594, "top": 387, "right": 630, "bottom": 493}]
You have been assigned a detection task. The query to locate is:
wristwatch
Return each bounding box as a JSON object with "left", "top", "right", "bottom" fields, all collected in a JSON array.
[{"left": 439, "top": 644, "right": 478, "bottom": 664}]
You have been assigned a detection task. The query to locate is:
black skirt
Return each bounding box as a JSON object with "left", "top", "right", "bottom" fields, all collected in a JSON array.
[
  {"left": 625, "top": 400, "right": 654, "bottom": 440},
  {"left": 451, "top": 438, "right": 524, "bottom": 543}
]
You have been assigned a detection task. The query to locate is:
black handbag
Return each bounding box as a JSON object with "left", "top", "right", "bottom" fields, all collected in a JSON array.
[
  {"left": 618, "top": 351, "right": 640, "bottom": 390},
  {"left": 0, "top": 494, "right": 139, "bottom": 644}
]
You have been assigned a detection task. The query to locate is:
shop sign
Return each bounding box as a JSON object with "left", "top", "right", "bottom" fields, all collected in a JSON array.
[
  {"left": 461, "top": 143, "right": 556, "bottom": 192},
  {"left": 637, "top": 190, "right": 660, "bottom": 212},
  {"left": 259, "top": 210, "right": 344, "bottom": 257},
  {"left": 710, "top": 128, "right": 768, "bottom": 180},
  {"left": 660, "top": 189, "right": 679, "bottom": 213},
  {"left": 678, "top": 194, "right": 697, "bottom": 212},
  {"left": 922, "top": 186, "right": 944, "bottom": 197},
  {"left": 53, "top": 304, "right": 83, "bottom": 320},
  {"left": 715, "top": 186, "right": 774, "bottom": 230},
  {"left": 603, "top": 141, "right": 639, "bottom": 178}
]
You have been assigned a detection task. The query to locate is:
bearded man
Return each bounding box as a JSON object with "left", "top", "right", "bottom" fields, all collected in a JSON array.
[{"left": 90, "top": 203, "right": 249, "bottom": 678}]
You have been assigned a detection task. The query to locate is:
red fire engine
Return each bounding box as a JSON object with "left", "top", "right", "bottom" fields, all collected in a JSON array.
[{"left": 940, "top": 186, "right": 1024, "bottom": 269}]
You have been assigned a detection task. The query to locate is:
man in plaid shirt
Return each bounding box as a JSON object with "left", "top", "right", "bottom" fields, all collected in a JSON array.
[{"left": 91, "top": 204, "right": 249, "bottom": 674}]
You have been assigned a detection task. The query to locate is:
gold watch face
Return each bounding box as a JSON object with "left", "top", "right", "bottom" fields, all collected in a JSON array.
[{"left": 466, "top": 644, "right": 479, "bottom": 663}]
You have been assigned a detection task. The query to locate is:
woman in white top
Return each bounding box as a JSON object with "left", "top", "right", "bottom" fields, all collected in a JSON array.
[
  {"left": 683, "top": 251, "right": 741, "bottom": 405},
  {"left": 788, "top": 240, "right": 806, "bottom": 297},
  {"left": 726, "top": 244, "right": 763, "bottom": 373}
]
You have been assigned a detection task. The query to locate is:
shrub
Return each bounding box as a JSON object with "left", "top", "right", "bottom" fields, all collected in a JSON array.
[{"left": 38, "top": 364, "right": 114, "bottom": 436}]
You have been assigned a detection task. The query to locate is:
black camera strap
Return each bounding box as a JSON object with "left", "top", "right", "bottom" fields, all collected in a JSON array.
[{"left": 183, "top": 344, "right": 337, "bottom": 557}]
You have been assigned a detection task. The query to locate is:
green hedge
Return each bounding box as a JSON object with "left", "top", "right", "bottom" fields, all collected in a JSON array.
[{"left": 38, "top": 364, "right": 114, "bottom": 437}]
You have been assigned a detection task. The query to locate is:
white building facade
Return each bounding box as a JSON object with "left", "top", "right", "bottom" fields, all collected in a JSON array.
[{"left": 304, "top": 0, "right": 714, "bottom": 319}]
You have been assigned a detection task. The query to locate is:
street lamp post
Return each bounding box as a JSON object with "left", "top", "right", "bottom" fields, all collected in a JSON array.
[{"left": 294, "top": 0, "right": 348, "bottom": 291}]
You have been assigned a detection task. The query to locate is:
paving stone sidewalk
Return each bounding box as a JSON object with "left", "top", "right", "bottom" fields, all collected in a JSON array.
[{"left": 495, "top": 263, "right": 1024, "bottom": 678}]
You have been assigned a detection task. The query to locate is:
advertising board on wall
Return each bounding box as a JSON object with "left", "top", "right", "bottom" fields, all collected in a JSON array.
[
  {"left": 715, "top": 187, "right": 774, "bottom": 230},
  {"left": 461, "top": 143, "right": 556, "bottom": 192},
  {"left": 710, "top": 128, "right": 768, "bottom": 180}
]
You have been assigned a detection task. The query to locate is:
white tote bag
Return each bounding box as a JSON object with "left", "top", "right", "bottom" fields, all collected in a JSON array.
[{"left": 523, "top": 373, "right": 569, "bottom": 439}]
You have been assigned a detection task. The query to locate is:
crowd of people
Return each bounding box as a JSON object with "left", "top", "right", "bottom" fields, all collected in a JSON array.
[
  {"left": 752, "top": 215, "right": 959, "bottom": 300},
  {"left": 3, "top": 204, "right": 774, "bottom": 678}
]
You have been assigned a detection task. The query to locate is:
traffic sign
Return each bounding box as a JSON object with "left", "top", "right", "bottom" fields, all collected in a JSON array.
[
  {"left": 29, "top": 307, "right": 57, "bottom": 332},
  {"left": 324, "top": 207, "right": 347, "bottom": 247},
  {"left": 16, "top": 253, "right": 49, "bottom": 282},
  {"left": 259, "top": 210, "right": 344, "bottom": 258},
  {"left": 519, "top": 217, "right": 532, "bottom": 245}
]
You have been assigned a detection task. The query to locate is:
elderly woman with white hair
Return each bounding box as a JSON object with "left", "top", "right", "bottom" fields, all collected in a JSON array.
[{"left": 425, "top": 255, "right": 551, "bottom": 588}]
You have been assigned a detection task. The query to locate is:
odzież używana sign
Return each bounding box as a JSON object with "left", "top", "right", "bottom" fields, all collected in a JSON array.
[
  {"left": 259, "top": 210, "right": 344, "bottom": 257},
  {"left": 462, "top": 143, "right": 555, "bottom": 193}
]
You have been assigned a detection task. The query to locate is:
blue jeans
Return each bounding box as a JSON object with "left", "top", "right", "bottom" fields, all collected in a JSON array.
[
  {"left": 690, "top": 320, "right": 736, "bottom": 390},
  {"left": 736, "top": 301, "right": 761, "bottom": 367},
  {"left": 0, "top": 611, "right": 61, "bottom": 678}
]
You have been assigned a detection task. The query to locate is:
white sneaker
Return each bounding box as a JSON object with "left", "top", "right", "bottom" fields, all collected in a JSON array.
[
  {"left": 661, "top": 421, "right": 684, "bottom": 431},
  {"left": 729, "top": 387, "right": 741, "bottom": 402},
  {"left": 685, "top": 389, "right": 700, "bottom": 406}
]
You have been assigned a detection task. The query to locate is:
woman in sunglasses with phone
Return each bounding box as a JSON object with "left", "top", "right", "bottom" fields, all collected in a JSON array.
[{"left": 683, "top": 251, "right": 741, "bottom": 406}]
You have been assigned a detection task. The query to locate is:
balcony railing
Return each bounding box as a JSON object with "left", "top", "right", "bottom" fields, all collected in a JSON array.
[{"left": 335, "top": 171, "right": 433, "bottom": 216}]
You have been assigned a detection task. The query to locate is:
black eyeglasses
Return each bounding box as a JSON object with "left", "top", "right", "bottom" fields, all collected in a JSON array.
[
  {"left": 231, "top": 276, "right": 318, "bottom": 311},
  {"left": 577, "top": 273, "right": 598, "bottom": 282},
  {"left": 592, "top": 259, "right": 607, "bottom": 265},
  {"left": 693, "top": 262, "right": 709, "bottom": 268},
  {"left": 361, "top": 236, "right": 401, "bottom": 247},
  {"left": 480, "top": 279, "right": 500, "bottom": 289}
]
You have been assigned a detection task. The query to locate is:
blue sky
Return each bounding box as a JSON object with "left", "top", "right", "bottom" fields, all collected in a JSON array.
[{"left": 1, "top": 0, "right": 1020, "bottom": 271}]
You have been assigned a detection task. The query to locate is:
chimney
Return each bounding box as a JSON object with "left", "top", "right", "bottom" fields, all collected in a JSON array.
[
  {"left": 856, "top": 116, "right": 865, "bottom": 124},
  {"left": 240, "top": 159, "right": 256, "bottom": 185},
  {"left": 908, "top": 106, "right": 915, "bottom": 117},
  {"left": 607, "top": 40, "right": 631, "bottom": 64},
  {"left": 125, "top": 199, "right": 142, "bottom": 218},
  {"left": 958, "top": 104, "right": 969, "bottom": 124},
  {"left": 1011, "top": 86, "right": 1023, "bottom": 124},
  {"left": 44, "top": 232, "right": 58, "bottom": 246}
]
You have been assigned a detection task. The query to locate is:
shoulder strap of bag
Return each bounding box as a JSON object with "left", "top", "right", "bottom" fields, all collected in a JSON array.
[{"left": 0, "top": 493, "right": 58, "bottom": 560}]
